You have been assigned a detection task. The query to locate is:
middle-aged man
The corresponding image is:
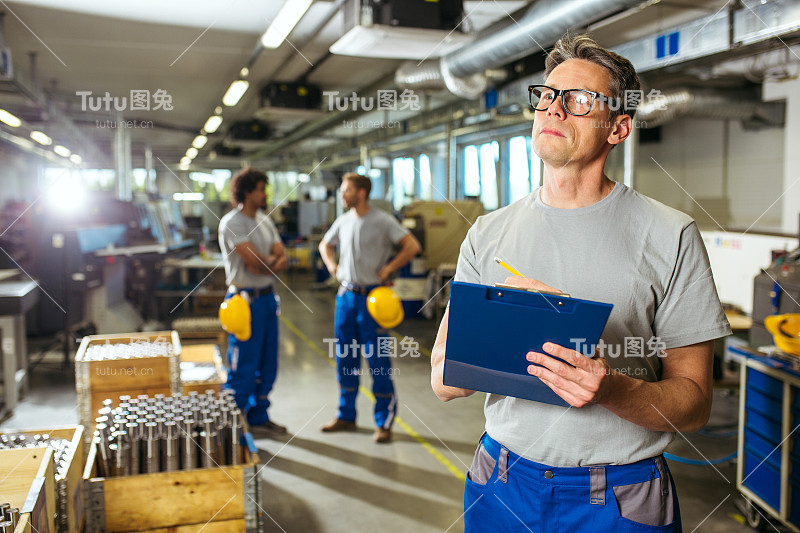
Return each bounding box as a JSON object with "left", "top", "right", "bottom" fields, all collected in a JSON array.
[
  {"left": 431, "top": 34, "right": 731, "bottom": 532},
  {"left": 219, "top": 167, "right": 289, "bottom": 433},
  {"left": 319, "top": 173, "right": 422, "bottom": 443}
]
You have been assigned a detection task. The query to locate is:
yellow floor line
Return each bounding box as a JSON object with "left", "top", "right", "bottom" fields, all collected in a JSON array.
[{"left": 279, "top": 314, "right": 466, "bottom": 482}]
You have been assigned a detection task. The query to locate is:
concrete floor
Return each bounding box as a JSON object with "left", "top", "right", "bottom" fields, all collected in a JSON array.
[{"left": 0, "top": 275, "right": 784, "bottom": 532}]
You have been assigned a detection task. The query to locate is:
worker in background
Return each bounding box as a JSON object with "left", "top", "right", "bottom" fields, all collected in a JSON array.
[
  {"left": 319, "top": 173, "right": 422, "bottom": 443},
  {"left": 431, "top": 34, "right": 732, "bottom": 531},
  {"left": 219, "top": 167, "right": 289, "bottom": 433}
]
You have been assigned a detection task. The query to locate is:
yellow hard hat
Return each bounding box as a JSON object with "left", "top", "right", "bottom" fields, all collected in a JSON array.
[
  {"left": 765, "top": 314, "right": 800, "bottom": 357},
  {"left": 367, "top": 287, "right": 404, "bottom": 329},
  {"left": 219, "top": 294, "right": 251, "bottom": 341}
]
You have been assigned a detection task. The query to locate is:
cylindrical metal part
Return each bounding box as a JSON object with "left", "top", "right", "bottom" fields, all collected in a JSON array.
[
  {"left": 182, "top": 418, "right": 196, "bottom": 471},
  {"left": 95, "top": 423, "right": 110, "bottom": 478},
  {"left": 164, "top": 422, "right": 179, "bottom": 472},
  {"left": 231, "top": 411, "right": 242, "bottom": 466},
  {"left": 200, "top": 418, "right": 216, "bottom": 468},
  {"left": 7, "top": 509, "right": 19, "bottom": 530},
  {"left": 125, "top": 423, "right": 140, "bottom": 475},
  {"left": 114, "top": 431, "right": 130, "bottom": 477},
  {"left": 144, "top": 422, "right": 159, "bottom": 474}
]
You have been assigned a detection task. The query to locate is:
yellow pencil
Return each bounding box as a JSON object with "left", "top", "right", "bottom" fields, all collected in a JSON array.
[{"left": 494, "top": 257, "right": 525, "bottom": 277}]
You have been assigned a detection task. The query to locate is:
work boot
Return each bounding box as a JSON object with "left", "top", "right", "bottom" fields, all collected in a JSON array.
[
  {"left": 321, "top": 418, "right": 357, "bottom": 432},
  {"left": 252, "top": 420, "right": 287, "bottom": 434},
  {"left": 373, "top": 427, "right": 391, "bottom": 443}
]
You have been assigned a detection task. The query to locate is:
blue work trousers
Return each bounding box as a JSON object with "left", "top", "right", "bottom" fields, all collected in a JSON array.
[
  {"left": 225, "top": 291, "right": 279, "bottom": 426},
  {"left": 465, "top": 433, "right": 682, "bottom": 532},
  {"left": 334, "top": 289, "right": 397, "bottom": 429}
]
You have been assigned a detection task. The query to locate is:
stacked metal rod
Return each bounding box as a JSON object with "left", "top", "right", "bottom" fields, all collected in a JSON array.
[
  {"left": 0, "top": 504, "right": 20, "bottom": 532},
  {"left": 82, "top": 340, "right": 175, "bottom": 361},
  {"left": 93, "top": 390, "right": 244, "bottom": 477}
]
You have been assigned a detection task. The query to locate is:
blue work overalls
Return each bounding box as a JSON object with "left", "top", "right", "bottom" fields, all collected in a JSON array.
[
  {"left": 334, "top": 286, "right": 397, "bottom": 429},
  {"left": 225, "top": 288, "right": 279, "bottom": 426}
]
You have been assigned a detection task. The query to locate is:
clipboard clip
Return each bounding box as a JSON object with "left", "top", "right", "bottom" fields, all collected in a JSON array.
[{"left": 492, "top": 283, "right": 571, "bottom": 298}]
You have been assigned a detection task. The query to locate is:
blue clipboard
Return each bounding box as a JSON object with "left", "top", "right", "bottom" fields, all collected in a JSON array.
[{"left": 443, "top": 281, "right": 613, "bottom": 406}]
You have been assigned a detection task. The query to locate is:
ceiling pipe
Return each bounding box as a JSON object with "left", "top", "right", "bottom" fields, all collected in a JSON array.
[
  {"left": 636, "top": 87, "right": 784, "bottom": 128},
  {"left": 396, "top": 0, "right": 648, "bottom": 99}
]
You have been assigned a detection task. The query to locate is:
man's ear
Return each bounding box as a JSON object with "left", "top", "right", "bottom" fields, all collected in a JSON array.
[{"left": 608, "top": 114, "right": 632, "bottom": 146}]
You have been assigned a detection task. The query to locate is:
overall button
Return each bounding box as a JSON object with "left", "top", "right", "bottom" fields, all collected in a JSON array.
[{"left": 544, "top": 470, "right": 554, "bottom": 479}]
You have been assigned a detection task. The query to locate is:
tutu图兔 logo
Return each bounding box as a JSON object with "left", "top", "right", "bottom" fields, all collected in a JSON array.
[{"left": 76, "top": 90, "right": 174, "bottom": 112}]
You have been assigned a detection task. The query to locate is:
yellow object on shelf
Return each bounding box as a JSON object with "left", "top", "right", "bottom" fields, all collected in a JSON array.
[{"left": 765, "top": 314, "right": 800, "bottom": 356}]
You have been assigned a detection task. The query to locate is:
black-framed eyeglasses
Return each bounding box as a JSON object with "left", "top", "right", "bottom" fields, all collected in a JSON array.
[{"left": 528, "top": 84, "right": 616, "bottom": 116}]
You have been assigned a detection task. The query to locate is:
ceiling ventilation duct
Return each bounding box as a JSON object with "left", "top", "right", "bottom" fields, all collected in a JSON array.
[
  {"left": 396, "top": 0, "right": 646, "bottom": 99},
  {"left": 330, "top": 0, "right": 472, "bottom": 60},
  {"left": 636, "top": 87, "right": 784, "bottom": 129}
]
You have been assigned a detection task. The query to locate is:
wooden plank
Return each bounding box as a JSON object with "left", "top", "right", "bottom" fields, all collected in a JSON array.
[
  {"left": 0, "top": 448, "right": 56, "bottom": 533},
  {"left": 13, "top": 513, "right": 31, "bottom": 533},
  {"left": 83, "top": 442, "right": 259, "bottom": 533},
  {"left": 87, "top": 357, "right": 173, "bottom": 392},
  {"left": 138, "top": 518, "right": 245, "bottom": 532},
  {"left": 5, "top": 426, "right": 85, "bottom": 533},
  {"left": 103, "top": 466, "right": 245, "bottom": 531}
]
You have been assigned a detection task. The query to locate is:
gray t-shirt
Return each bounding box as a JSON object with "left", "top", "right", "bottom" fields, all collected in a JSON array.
[
  {"left": 454, "top": 182, "right": 731, "bottom": 467},
  {"left": 218, "top": 209, "right": 282, "bottom": 288},
  {"left": 323, "top": 208, "right": 409, "bottom": 285}
]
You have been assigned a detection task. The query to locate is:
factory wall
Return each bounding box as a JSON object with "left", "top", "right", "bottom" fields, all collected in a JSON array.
[{"left": 636, "top": 118, "right": 784, "bottom": 232}]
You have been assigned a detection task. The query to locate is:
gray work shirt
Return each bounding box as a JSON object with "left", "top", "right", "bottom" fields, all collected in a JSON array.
[
  {"left": 218, "top": 209, "right": 282, "bottom": 288},
  {"left": 454, "top": 182, "right": 731, "bottom": 467},
  {"left": 323, "top": 208, "right": 409, "bottom": 286}
]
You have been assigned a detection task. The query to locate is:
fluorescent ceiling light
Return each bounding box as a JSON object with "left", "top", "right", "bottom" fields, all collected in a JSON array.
[
  {"left": 330, "top": 25, "right": 473, "bottom": 60},
  {"left": 222, "top": 80, "right": 249, "bottom": 107},
  {"left": 30, "top": 131, "right": 52, "bottom": 146},
  {"left": 192, "top": 135, "right": 208, "bottom": 149},
  {"left": 54, "top": 145, "right": 72, "bottom": 157},
  {"left": 69, "top": 154, "right": 83, "bottom": 164},
  {"left": 0, "top": 109, "right": 22, "bottom": 128},
  {"left": 239, "top": 67, "right": 250, "bottom": 78},
  {"left": 204, "top": 115, "right": 223, "bottom": 133},
  {"left": 186, "top": 147, "right": 199, "bottom": 159},
  {"left": 179, "top": 157, "right": 192, "bottom": 168},
  {"left": 260, "top": 0, "right": 312, "bottom": 49},
  {"left": 173, "top": 192, "right": 205, "bottom": 202}
]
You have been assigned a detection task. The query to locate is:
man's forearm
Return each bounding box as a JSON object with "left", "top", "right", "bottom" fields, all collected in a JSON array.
[
  {"left": 384, "top": 238, "right": 421, "bottom": 275},
  {"left": 319, "top": 243, "right": 338, "bottom": 276},
  {"left": 599, "top": 373, "right": 711, "bottom": 433}
]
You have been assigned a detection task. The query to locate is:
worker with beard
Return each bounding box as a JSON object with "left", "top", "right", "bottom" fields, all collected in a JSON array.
[
  {"left": 319, "top": 172, "right": 421, "bottom": 443},
  {"left": 219, "top": 167, "right": 289, "bottom": 433}
]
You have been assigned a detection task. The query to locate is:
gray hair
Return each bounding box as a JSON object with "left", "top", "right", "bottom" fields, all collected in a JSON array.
[{"left": 545, "top": 33, "right": 641, "bottom": 119}]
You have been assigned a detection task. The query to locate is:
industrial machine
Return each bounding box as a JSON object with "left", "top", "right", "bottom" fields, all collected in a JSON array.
[{"left": 751, "top": 247, "right": 800, "bottom": 346}]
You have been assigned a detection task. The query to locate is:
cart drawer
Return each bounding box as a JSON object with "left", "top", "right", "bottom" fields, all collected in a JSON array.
[{"left": 743, "top": 448, "right": 781, "bottom": 512}]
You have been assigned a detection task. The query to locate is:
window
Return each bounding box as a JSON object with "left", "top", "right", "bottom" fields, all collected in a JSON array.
[
  {"left": 419, "top": 154, "right": 432, "bottom": 200},
  {"left": 509, "top": 136, "right": 531, "bottom": 203},
  {"left": 479, "top": 142, "right": 499, "bottom": 210},
  {"left": 463, "top": 145, "right": 480, "bottom": 197},
  {"left": 392, "top": 157, "right": 415, "bottom": 210}
]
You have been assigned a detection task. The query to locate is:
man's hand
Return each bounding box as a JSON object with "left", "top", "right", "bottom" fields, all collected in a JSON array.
[
  {"left": 526, "top": 343, "right": 615, "bottom": 408},
  {"left": 378, "top": 265, "right": 393, "bottom": 282}
]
